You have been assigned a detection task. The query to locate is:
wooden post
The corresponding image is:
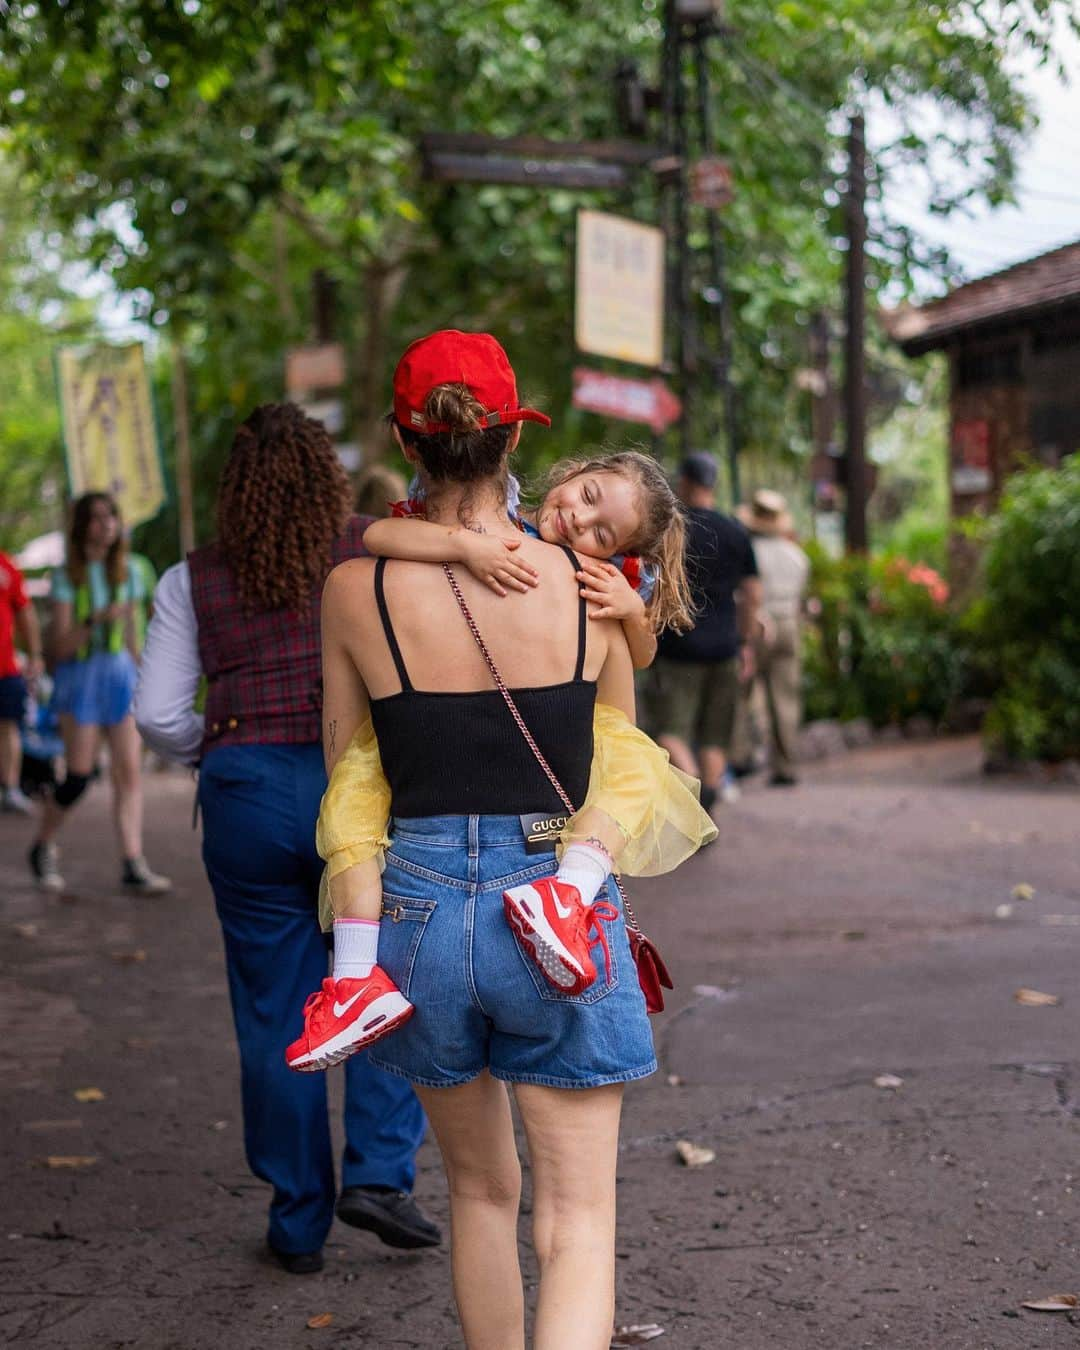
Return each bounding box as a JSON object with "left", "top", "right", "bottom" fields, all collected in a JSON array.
[
  {"left": 843, "top": 112, "right": 868, "bottom": 552},
  {"left": 171, "top": 338, "right": 196, "bottom": 556}
]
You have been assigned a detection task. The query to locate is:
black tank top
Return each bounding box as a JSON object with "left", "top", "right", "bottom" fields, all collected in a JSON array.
[{"left": 369, "top": 551, "right": 596, "bottom": 817}]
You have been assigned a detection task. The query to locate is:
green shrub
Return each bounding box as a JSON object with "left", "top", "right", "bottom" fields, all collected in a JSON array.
[
  {"left": 972, "top": 456, "right": 1080, "bottom": 761},
  {"left": 802, "top": 542, "right": 967, "bottom": 727}
]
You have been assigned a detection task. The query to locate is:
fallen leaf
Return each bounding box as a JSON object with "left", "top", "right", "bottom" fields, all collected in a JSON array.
[
  {"left": 123, "top": 1037, "right": 157, "bottom": 1050},
  {"left": 611, "top": 1326, "right": 665, "bottom": 1344},
  {"left": 111, "top": 949, "right": 147, "bottom": 964},
  {"left": 665, "top": 1074, "right": 683, "bottom": 1087},
  {"left": 1014, "top": 988, "right": 1061, "bottom": 1007},
  {"left": 42, "top": 1156, "right": 98, "bottom": 1169},
  {"left": 209, "top": 1120, "right": 229, "bottom": 1131},
  {"left": 675, "top": 1140, "right": 715, "bottom": 1168},
  {"left": 994, "top": 903, "right": 1014, "bottom": 920},
  {"left": 306, "top": 1313, "right": 334, "bottom": 1329},
  {"left": 1021, "top": 1294, "right": 1078, "bottom": 1312},
  {"left": 73, "top": 1088, "right": 105, "bottom": 1103},
  {"left": 13, "top": 922, "right": 40, "bottom": 938},
  {"left": 1011, "top": 883, "right": 1035, "bottom": 901},
  {"left": 873, "top": 1074, "right": 903, "bottom": 1090}
]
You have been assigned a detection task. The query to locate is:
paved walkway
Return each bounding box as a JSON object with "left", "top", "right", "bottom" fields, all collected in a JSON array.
[{"left": 2, "top": 737, "right": 1078, "bottom": 1348}]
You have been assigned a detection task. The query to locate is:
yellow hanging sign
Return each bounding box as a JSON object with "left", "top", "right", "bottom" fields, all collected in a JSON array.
[{"left": 56, "top": 343, "right": 166, "bottom": 529}]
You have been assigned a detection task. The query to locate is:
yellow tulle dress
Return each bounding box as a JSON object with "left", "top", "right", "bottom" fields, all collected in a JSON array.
[{"left": 316, "top": 705, "right": 717, "bottom": 931}]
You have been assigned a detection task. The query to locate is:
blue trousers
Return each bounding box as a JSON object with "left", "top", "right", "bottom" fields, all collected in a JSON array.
[{"left": 199, "top": 742, "right": 427, "bottom": 1255}]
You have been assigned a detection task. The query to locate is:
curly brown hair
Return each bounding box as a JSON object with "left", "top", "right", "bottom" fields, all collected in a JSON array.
[{"left": 217, "top": 403, "right": 352, "bottom": 613}]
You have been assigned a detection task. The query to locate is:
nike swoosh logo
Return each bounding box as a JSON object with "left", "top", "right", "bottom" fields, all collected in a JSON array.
[
  {"left": 332, "top": 992, "right": 364, "bottom": 1018},
  {"left": 553, "top": 895, "right": 575, "bottom": 919}
]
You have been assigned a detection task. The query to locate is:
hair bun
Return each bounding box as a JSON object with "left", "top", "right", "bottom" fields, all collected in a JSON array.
[{"left": 424, "top": 383, "right": 485, "bottom": 434}]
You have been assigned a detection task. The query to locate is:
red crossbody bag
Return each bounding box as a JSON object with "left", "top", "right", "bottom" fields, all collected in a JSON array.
[{"left": 443, "top": 564, "right": 673, "bottom": 1014}]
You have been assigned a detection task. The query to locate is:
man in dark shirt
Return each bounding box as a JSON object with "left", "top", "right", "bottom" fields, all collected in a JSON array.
[{"left": 651, "top": 452, "right": 761, "bottom": 810}]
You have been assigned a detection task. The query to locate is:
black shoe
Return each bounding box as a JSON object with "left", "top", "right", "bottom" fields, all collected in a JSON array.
[
  {"left": 336, "top": 1186, "right": 441, "bottom": 1249},
  {"left": 769, "top": 772, "right": 799, "bottom": 787},
  {"left": 269, "top": 1243, "right": 324, "bottom": 1274},
  {"left": 728, "top": 761, "right": 757, "bottom": 780},
  {"left": 699, "top": 784, "right": 718, "bottom": 812}
]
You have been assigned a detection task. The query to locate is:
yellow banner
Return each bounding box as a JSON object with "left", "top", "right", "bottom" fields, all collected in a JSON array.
[{"left": 56, "top": 343, "right": 166, "bottom": 529}]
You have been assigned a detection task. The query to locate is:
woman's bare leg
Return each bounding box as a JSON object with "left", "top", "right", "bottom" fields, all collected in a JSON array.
[
  {"left": 416, "top": 1072, "right": 525, "bottom": 1350},
  {"left": 36, "top": 717, "right": 100, "bottom": 844},
  {"left": 104, "top": 715, "right": 143, "bottom": 861},
  {"left": 514, "top": 1082, "right": 624, "bottom": 1350}
]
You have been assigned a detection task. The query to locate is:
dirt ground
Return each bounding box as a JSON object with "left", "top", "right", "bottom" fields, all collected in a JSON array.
[{"left": 2, "top": 735, "right": 1078, "bottom": 1349}]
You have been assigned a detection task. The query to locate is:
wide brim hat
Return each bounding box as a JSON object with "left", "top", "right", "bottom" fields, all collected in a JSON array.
[
  {"left": 392, "top": 329, "right": 551, "bottom": 434},
  {"left": 737, "top": 488, "right": 793, "bottom": 536}
]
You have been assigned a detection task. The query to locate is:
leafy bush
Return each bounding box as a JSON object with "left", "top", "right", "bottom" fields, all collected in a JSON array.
[
  {"left": 969, "top": 456, "right": 1080, "bottom": 761},
  {"left": 802, "top": 544, "right": 967, "bottom": 727}
]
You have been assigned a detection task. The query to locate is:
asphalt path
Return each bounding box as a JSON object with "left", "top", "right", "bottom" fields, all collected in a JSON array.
[{"left": 1, "top": 736, "right": 1078, "bottom": 1349}]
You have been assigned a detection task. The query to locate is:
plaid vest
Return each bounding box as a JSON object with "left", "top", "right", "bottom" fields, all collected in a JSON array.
[{"left": 188, "top": 515, "right": 371, "bottom": 756}]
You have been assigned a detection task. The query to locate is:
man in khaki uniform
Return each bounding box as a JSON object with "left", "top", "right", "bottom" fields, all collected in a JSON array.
[{"left": 735, "top": 491, "right": 809, "bottom": 786}]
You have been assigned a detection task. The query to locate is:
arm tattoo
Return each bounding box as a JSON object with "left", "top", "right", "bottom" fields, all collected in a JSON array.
[{"left": 328, "top": 719, "right": 337, "bottom": 756}]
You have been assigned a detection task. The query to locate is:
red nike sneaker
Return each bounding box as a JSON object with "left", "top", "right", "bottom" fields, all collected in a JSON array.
[
  {"left": 285, "top": 967, "right": 413, "bottom": 1073},
  {"left": 503, "top": 877, "right": 620, "bottom": 996}
]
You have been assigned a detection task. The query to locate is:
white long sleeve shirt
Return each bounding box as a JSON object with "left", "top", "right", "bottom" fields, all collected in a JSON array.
[{"left": 133, "top": 561, "right": 204, "bottom": 765}]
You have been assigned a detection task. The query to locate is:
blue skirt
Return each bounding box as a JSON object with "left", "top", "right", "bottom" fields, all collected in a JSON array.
[{"left": 52, "top": 651, "right": 137, "bottom": 727}]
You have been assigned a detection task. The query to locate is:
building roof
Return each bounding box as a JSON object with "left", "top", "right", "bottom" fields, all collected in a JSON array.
[{"left": 883, "top": 239, "right": 1080, "bottom": 355}]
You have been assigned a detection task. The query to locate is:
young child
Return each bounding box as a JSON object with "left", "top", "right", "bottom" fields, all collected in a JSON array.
[
  {"left": 366, "top": 450, "right": 693, "bottom": 669},
  {"left": 285, "top": 451, "right": 704, "bottom": 1073}
]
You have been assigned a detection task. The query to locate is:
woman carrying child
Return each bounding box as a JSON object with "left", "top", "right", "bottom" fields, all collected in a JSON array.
[{"left": 289, "top": 329, "right": 713, "bottom": 1348}]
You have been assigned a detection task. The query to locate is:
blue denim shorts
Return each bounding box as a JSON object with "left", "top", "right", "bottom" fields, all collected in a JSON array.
[{"left": 367, "top": 815, "right": 657, "bottom": 1091}]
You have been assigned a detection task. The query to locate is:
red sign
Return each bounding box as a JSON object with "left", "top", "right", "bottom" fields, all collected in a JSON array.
[
  {"left": 690, "top": 157, "right": 734, "bottom": 210},
  {"left": 572, "top": 368, "right": 682, "bottom": 433}
]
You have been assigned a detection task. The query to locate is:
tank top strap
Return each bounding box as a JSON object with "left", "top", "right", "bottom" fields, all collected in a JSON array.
[
  {"left": 373, "top": 558, "right": 413, "bottom": 693},
  {"left": 557, "top": 545, "right": 588, "bottom": 682}
]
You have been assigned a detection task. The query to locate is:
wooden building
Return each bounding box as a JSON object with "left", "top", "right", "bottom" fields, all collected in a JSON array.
[{"left": 884, "top": 241, "right": 1080, "bottom": 527}]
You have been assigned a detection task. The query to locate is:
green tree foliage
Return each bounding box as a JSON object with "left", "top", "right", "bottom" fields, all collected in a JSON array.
[
  {"left": 0, "top": 155, "right": 100, "bottom": 550},
  {"left": 969, "top": 455, "right": 1080, "bottom": 761},
  {"left": 0, "top": 1, "right": 1074, "bottom": 557}
]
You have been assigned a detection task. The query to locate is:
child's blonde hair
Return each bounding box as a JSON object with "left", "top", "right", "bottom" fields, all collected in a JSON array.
[{"left": 543, "top": 449, "right": 694, "bottom": 634}]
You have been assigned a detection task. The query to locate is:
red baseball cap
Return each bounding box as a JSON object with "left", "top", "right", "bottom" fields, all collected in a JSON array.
[{"left": 392, "top": 329, "right": 551, "bottom": 434}]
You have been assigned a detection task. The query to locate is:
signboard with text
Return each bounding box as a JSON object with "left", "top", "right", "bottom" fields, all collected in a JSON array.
[
  {"left": 55, "top": 343, "right": 166, "bottom": 529},
  {"left": 572, "top": 367, "right": 682, "bottom": 433},
  {"left": 575, "top": 210, "right": 665, "bottom": 368}
]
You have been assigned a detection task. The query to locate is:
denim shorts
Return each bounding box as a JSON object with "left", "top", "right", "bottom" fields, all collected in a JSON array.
[
  {"left": 52, "top": 652, "right": 137, "bottom": 727},
  {"left": 367, "top": 815, "right": 658, "bottom": 1091}
]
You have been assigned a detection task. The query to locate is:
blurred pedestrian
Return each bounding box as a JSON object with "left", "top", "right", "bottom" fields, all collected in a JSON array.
[
  {"left": 354, "top": 461, "right": 408, "bottom": 519},
  {"left": 735, "top": 490, "right": 809, "bottom": 787},
  {"left": 0, "top": 550, "right": 43, "bottom": 814},
  {"left": 134, "top": 403, "right": 435, "bottom": 1274},
  {"left": 27, "top": 493, "right": 169, "bottom": 894},
  {"left": 648, "top": 452, "right": 762, "bottom": 810}
]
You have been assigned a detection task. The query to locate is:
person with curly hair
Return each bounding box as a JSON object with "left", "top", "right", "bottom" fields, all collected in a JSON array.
[
  {"left": 28, "top": 491, "right": 170, "bottom": 895},
  {"left": 133, "top": 403, "right": 436, "bottom": 1274}
]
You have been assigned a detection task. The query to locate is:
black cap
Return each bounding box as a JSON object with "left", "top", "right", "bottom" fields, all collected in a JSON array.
[{"left": 678, "top": 451, "right": 718, "bottom": 489}]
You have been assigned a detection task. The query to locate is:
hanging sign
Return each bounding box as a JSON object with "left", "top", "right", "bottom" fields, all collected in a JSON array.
[
  {"left": 690, "top": 157, "right": 734, "bottom": 210},
  {"left": 575, "top": 211, "right": 665, "bottom": 368},
  {"left": 572, "top": 367, "right": 682, "bottom": 433},
  {"left": 55, "top": 343, "right": 166, "bottom": 529}
]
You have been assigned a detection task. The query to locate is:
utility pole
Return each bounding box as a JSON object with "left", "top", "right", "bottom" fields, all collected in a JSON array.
[{"left": 843, "top": 112, "right": 868, "bottom": 552}]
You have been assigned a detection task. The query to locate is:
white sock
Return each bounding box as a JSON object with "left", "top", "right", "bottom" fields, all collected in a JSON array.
[
  {"left": 332, "top": 919, "right": 380, "bottom": 981},
  {"left": 556, "top": 844, "right": 611, "bottom": 907}
]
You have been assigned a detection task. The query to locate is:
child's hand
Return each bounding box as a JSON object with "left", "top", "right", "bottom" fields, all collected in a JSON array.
[
  {"left": 576, "top": 559, "right": 645, "bottom": 622},
  {"left": 460, "top": 530, "right": 539, "bottom": 597}
]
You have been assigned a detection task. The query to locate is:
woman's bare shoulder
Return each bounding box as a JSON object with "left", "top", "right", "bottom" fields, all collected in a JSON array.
[{"left": 323, "top": 557, "right": 377, "bottom": 614}]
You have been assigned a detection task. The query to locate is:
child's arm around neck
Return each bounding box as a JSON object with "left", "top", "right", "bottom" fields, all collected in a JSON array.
[{"left": 363, "top": 515, "right": 539, "bottom": 597}]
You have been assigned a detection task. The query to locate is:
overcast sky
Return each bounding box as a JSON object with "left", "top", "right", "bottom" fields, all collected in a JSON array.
[{"left": 880, "top": 18, "right": 1080, "bottom": 292}]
